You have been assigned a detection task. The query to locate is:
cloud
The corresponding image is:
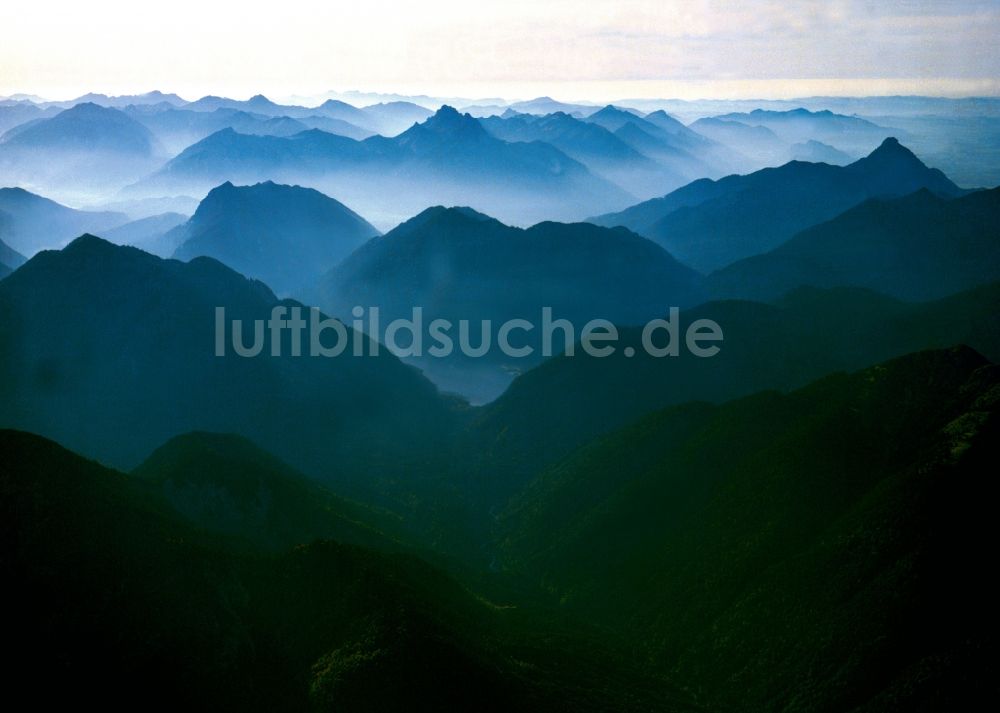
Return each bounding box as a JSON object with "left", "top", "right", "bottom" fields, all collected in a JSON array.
[{"left": 0, "top": 0, "right": 996, "bottom": 99}]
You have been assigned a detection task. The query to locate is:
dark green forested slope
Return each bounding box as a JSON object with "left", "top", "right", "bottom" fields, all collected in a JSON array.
[
  {"left": 468, "top": 284, "right": 1000, "bottom": 508},
  {"left": 498, "top": 347, "right": 999, "bottom": 712},
  {"left": 0, "top": 429, "right": 696, "bottom": 713},
  {"left": 132, "top": 431, "right": 408, "bottom": 553}
]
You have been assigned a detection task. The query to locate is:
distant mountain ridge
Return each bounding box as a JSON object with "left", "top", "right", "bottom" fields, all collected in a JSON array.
[
  {"left": 134, "top": 106, "right": 633, "bottom": 226},
  {"left": 0, "top": 234, "right": 26, "bottom": 271},
  {"left": 0, "top": 103, "right": 166, "bottom": 194},
  {"left": 0, "top": 102, "right": 161, "bottom": 155},
  {"left": 0, "top": 235, "right": 455, "bottom": 494},
  {"left": 708, "top": 186, "right": 1000, "bottom": 301},
  {"left": 0, "top": 186, "right": 127, "bottom": 255},
  {"left": 590, "top": 137, "right": 965, "bottom": 272}
]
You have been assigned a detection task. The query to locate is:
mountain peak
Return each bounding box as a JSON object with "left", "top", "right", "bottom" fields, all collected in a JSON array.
[
  {"left": 874, "top": 136, "right": 902, "bottom": 150},
  {"left": 422, "top": 105, "right": 486, "bottom": 135},
  {"left": 860, "top": 136, "right": 923, "bottom": 167},
  {"left": 64, "top": 101, "right": 114, "bottom": 116},
  {"left": 64, "top": 233, "right": 117, "bottom": 253}
]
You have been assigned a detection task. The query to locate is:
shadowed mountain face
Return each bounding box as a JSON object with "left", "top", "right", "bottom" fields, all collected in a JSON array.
[
  {"left": 0, "top": 235, "right": 25, "bottom": 272},
  {"left": 0, "top": 186, "right": 126, "bottom": 255},
  {"left": 0, "top": 103, "right": 166, "bottom": 196},
  {"left": 134, "top": 106, "right": 633, "bottom": 227},
  {"left": 98, "top": 211, "right": 188, "bottom": 256},
  {"left": 133, "top": 431, "right": 406, "bottom": 553},
  {"left": 709, "top": 187, "right": 1000, "bottom": 302},
  {"left": 466, "top": 284, "right": 1000, "bottom": 504},
  {"left": 590, "top": 138, "right": 965, "bottom": 273},
  {"left": 1, "top": 429, "right": 691, "bottom": 713},
  {"left": 171, "top": 181, "right": 379, "bottom": 296},
  {"left": 0, "top": 236, "right": 455, "bottom": 500},
  {"left": 497, "top": 347, "right": 999, "bottom": 712},
  {"left": 318, "top": 206, "right": 705, "bottom": 402}
]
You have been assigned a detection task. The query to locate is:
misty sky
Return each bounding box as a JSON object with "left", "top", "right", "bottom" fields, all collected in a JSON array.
[{"left": 2, "top": 0, "right": 998, "bottom": 102}]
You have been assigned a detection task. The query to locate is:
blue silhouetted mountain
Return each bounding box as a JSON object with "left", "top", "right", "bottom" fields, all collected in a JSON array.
[
  {"left": 0, "top": 235, "right": 455, "bottom": 489},
  {"left": 586, "top": 107, "right": 703, "bottom": 162},
  {"left": 126, "top": 106, "right": 373, "bottom": 154},
  {"left": 712, "top": 107, "right": 893, "bottom": 154},
  {"left": 360, "top": 101, "right": 434, "bottom": 134},
  {"left": 134, "top": 106, "right": 633, "bottom": 225},
  {"left": 66, "top": 90, "right": 188, "bottom": 108},
  {"left": 480, "top": 111, "right": 647, "bottom": 164},
  {"left": 494, "top": 346, "right": 998, "bottom": 712},
  {"left": 0, "top": 103, "right": 166, "bottom": 192},
  {"left": 311, "top": 98, "right": 374, "bottom": 127},
  {"left": 507, "top": 96, "right": 596, "bottom": 115},
  {"left": 98, "top": 211, "right": 188, "bottom": 255},
  {"left": 170, "top": 181, "right": 379, "bottom": 296},
  {"left": 789, "top": 139, "right": 854, "bottom": 164},
  {"left": 708, "top": 187, "right": 1000, "bottom": 301},
  {"left": 0, "top": 102, "right": 160, "bottom": 155},
  {"left": 0, "top": 102, "right": 60, "bottom": 135},
  {"left": 587, "top": 105, "right": 749, "bottom": 180},
  {"left": 0, "top": 186, "right": 126, "bottom": 255},
  {"left": 479, "top": 111, "right": 686, "bottom": 199},
  {"left": 589, "top": 138, "right": 965, "bottom": 272},
  {"left": 688, "top": 116, "right": 788, "bottom": 165},
  {"left": 465, "top": 282, "right": 1000, "bottom": 502},
  {"left": 186, "top": 93, "right": 306, "bottom": 117},
  {"left": 318, "top": 205, "right": 704, "bottom": 402},
  {"left": 180, "top": 94, "right": 384, "bottom": 133}
]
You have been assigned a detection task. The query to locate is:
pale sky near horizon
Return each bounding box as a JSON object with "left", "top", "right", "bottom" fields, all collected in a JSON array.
[{"left": 2, "top": 0, "right": 999, "bottom": 103}]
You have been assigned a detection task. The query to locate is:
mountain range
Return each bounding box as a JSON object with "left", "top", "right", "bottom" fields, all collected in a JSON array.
[
  {"left": 0, "top": 186, "right": 126, "bottom": 255},
  {"left": 1, "top": 428, "right": 686, "bottom": 712},
  {"left": 125, "top": 106, "right": 374, "bottom": 154},
  {"left": 497, "top": 346, "right": 998, "bottom": 711},
  {"left": 317, "top": 206, "right": 704, "bottom": 401},
  {"left": 590, "top": 137, "right": 965, "bottom": 272},
  {"left": 0, "top": 236, "right": 455, "bottom": 508},
  {"left": 708, "top": 187, "right": 1000, "bottom": 301},
  {"left": 479, "top": 111, "right": 689, "bottom": 199},
  {"left": 2, "top": 86, "right": 999, "bottom": 711},
  {"left": 0, "top": 103, "right": 166, "bottom": 196},
  {"left": 170, "top": 181, "right": 379, "bottom": 296},
  {"left": 466, "top": 283, "right": 1000, "bottom": 504},
  {"left": 710, "top": 107, "right": 895, "bottom": 155},
  {"left": 133, "top": 106, "right": 632, "bottom": 226}
]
